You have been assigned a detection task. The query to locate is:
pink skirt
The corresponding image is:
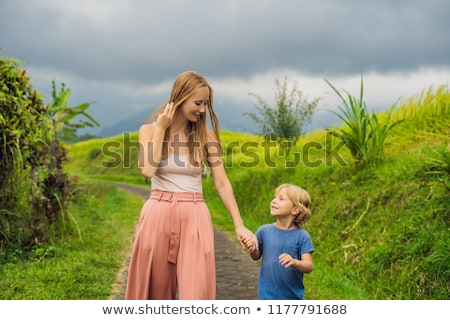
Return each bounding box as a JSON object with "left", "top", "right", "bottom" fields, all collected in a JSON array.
[{"left": 125, "top": 189, "right": 216, "bottom": 300}]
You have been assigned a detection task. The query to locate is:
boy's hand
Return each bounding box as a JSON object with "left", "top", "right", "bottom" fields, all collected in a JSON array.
[
  {"left": 279, "top": 253, "right": 295, "bottom": 268},
  {"left": 242, "top": 234, "right": 258, "bottom": 253}
]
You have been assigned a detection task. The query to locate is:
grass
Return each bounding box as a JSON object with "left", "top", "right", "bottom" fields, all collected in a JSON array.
[
  {"left": 2, "top": 83, "right": 449, "bottom": 300},
  {"left": 0, "top": 184, "right": 143, "bottom": 299}
]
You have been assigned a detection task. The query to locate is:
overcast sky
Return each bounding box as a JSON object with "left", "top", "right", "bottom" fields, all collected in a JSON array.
[{"left": 1, "top": 0, "right": 449, "bottom": 136}]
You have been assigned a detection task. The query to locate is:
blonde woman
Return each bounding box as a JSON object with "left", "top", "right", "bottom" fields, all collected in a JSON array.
[
  {"left": 244, "top": 183, "right": 314, "bottom": 300},
  {"left": 125, "top": 71, "right": 255, "bottom": 300}
]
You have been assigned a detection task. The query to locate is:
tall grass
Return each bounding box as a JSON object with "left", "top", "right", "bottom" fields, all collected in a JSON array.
[
  {"left": 324, "top": 76, "right": 403, "bottom": 166},
  {"left": 423, "top": 144, "right": 450, "bottom": 191},
  {"left": 393, "top": 84, "right": 450, "bottom": 139}
]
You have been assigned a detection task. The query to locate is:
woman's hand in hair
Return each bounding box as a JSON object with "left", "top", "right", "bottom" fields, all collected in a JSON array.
[{"left": 155, "top": 102, "right": 176, "bottom": 130}]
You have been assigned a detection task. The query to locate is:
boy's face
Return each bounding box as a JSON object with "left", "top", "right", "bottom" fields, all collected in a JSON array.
[{"left": 270, "top": 188, "right": 297, "bottom": 218}]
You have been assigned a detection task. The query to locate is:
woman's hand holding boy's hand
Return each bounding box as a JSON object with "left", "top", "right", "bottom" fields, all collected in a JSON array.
[
  {"left": 236, "top": 226, "right": 258, "bottom": 251},
  {"left": 241, "top": 233, "right": 258, "bottom": 253}
]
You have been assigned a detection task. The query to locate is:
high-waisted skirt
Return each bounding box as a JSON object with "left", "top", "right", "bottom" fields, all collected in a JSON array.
[{"left": 124, "top": 189, "right": 216, "bottom": 300}]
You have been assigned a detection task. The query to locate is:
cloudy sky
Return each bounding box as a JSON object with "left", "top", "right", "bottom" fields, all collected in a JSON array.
[{"left": 1, "top": 0, "right": 449, "bottom": 136}]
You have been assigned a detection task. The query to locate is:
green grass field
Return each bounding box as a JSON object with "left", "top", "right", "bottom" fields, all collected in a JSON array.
[{"left": 1, "top": 84, "right": 448, "bottom": 299}]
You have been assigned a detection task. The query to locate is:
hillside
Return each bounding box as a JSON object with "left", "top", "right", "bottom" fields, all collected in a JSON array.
[{"left": 65, "top": 84, "right": 449, "bottom": 299}]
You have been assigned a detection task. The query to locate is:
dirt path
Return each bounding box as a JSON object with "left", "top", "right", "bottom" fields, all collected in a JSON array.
[{"left": 109, "top": 183, "right": 259, "bottom": 300}]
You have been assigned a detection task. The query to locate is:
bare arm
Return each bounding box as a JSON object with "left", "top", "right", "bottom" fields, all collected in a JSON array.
[
  {"left": 278, "top": 252, "right": 313, "bottom": 273},
  {"left": 138, "top": 123, "right": 163, "bottom": 178},
  {"left": 206, "top": 131, "right": 255, "bottom": 249},
  {"left": 138, "top": 103, "right": 174, "bottom": 178},
  {"left": 249, "top": 250, "right": 262, "bottom": 261}
]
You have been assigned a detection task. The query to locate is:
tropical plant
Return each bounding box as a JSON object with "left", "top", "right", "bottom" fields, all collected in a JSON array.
[
  {"left": 48, "top": 80, "right": 99, "bottom": 142},
  {"left": 30, "top": 81, "right": 99, "bottom": 246},
  {"left": 42, "top": 81, "right": 99, "bottom": 223},
  {"left": 244, "top": 77, "right": 319, "bottom": 151},
  {"left": 325, "top": 74, "right": 403, "bottom": 166}
]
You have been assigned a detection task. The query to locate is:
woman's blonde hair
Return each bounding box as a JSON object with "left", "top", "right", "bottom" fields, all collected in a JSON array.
[
  {"left": 148, "top": 71, "right": 220, "bottom": 166},
  {"left": 275, "top": 183, "right": 312, "bottom": 227}
]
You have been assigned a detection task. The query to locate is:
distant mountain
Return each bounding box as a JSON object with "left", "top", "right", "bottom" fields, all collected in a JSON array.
[
  {"left": 94, "top": 100, "right": 338, "bottom": 138},
  {"left": 98, "top": 101, "right": 260, "bottom": 137},
  {"left": 98, "top": 110, "right": 150, "bottom": 137}
]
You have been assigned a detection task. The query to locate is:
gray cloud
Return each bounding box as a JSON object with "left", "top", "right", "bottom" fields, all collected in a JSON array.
[
  {"left": 3, "top": 0, "right": 449, "bottom": 80},
  {"left": 1, "top": 0, "right": 449, "bottom": 136}
]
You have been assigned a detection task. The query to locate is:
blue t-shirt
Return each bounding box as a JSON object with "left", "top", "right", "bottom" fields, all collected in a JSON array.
[{"left": 255, "top": 223, "right": 314, "bottom": 300}]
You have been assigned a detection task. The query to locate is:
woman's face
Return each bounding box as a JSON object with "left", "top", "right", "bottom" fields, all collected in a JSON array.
[{"left": 179, "top": 86, "right": 209, "bottom": 123}]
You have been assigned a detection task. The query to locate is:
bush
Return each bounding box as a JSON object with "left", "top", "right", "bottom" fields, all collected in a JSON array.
[
  {"left": 244, "top": 77, "right": 319, "bottom": 150},
  {"left": 0, "top": 56, "right": 52, "bottom": 250},
  {"left": 0, "top": 56, "right": 90, "bottom": 253}
]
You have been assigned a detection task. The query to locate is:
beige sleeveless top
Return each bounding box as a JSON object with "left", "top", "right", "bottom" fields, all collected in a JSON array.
[{"left": 151, "top": 153, "right": 203, "bottom": 193}]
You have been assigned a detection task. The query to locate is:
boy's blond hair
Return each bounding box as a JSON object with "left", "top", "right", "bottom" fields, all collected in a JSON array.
[{"left": 275, "top": 183, "right": 312, "bottom": 227}]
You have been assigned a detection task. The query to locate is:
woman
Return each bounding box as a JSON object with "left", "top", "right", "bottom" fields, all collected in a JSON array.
[{"left": 125, "top": 71, "right": 255, "bottom": 300}]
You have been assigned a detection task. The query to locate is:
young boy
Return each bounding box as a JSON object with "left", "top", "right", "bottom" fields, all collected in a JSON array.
[{"left": 244, "top": 183, "right": 314, "bottom": 299}]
